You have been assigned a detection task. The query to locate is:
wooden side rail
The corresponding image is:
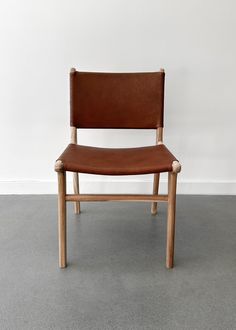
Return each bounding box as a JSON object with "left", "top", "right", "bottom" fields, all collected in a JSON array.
[{"left": 65, "top": 194, "right": 168, "bottom": 202}]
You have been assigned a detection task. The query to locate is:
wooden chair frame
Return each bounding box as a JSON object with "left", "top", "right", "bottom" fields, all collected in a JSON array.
[
  {"left": 55, "top": 127, "right": 181, "bottom": 270},
  {"left": 55, "top": 68, "right": 181, "bottom": 270}
]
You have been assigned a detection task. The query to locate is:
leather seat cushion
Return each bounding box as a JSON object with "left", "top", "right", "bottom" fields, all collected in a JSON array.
[{"left": 57, "top": 143, "right": 177, "bottom": 175}]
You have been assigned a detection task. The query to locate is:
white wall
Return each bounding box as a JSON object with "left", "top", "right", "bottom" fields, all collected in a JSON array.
[{"left": 0, "top": 0, "right": 236, "bottom": 194}]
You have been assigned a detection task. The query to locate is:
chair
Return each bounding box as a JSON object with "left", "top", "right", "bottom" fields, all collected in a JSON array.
[{"left": 55, "top": 68, "right": 181, "bottom": 269}]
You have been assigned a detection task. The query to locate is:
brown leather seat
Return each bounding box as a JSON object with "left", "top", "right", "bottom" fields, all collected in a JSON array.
[{"left": 57, "top": 143, "right": 177, "bottom": 175}]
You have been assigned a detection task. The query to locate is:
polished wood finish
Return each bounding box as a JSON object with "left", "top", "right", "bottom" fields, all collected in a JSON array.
[
  {"left": 58, "top": 171, "right": 67, "bottom": 268},
  {"left": 71, "top": 126, "right": 80, "bottom": 214},
  {"left": 166, "top": 172, "right": 177, "bottom": 268},
  {"left": 65, "top": 194, "right": 168, "bottom": 202}
]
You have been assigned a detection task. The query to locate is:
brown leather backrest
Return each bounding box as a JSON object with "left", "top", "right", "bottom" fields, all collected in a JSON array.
[{"left": 70, "top": 70, "right": 165, "bottom": 129}]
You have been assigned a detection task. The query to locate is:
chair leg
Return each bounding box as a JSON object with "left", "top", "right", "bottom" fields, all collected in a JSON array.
[
  {"left": 73, "top": 172, "right": 80, "bottom": 214},
  {"left": 151, "top": 173, "right": 160, "bottom": 215},
  {"left": 58, "top": 171, "right": 67, "bottom": 268},
  {"left": 166, "top": 172, "right": 177, "bottom": 269}
]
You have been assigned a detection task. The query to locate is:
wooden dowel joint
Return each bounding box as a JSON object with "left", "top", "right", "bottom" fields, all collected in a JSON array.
[
  {"left": 172, "top": 161, "right": 181, "bottom": 174},
  {"left": 55, "top": 160, "right": 64, "bottom": 172}
]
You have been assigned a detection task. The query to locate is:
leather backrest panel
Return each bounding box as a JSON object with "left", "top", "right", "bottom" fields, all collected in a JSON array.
[{"left": 70, "top": 71, "right": 165, "bottom": 129}]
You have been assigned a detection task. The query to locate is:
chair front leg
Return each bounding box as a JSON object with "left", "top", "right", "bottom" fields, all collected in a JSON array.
[
  {"left": 166, "top": 161, "right": 181, "bottom": 269},
  {"left": 166, "top": 172, "right": 177, "bottom": 268},
  {"left": 151, "top": 173, "right": 160, "bottom": 215},
  {"left": 58, "top": 170, "right": 67, "bottom": 268}
]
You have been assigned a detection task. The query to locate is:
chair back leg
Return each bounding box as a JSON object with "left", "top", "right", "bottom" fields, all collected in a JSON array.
[
  {"left": 73, "top": 172, "right": 80, "bottom": 214},
  {"left": 151, "top": 173, "right": 160, "bottom": 214},
  {"left": 58, "top": 171, "right": 67, "bottom": 268},
  {"left": 166, "top": 172, "right": 177, "bottom": 268}
]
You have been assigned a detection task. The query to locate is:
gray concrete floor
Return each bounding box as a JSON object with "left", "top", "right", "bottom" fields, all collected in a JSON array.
[{"left": 0, "top": 195, "right": 236, "bottom": 330}]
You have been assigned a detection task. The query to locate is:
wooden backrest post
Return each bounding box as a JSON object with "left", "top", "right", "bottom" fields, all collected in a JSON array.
[{"left": 71, "top": 126, "right": 77, "bottom": 144}]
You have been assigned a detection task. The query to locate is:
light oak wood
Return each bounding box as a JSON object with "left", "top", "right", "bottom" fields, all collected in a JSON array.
[
  {"left": 172, "top": 160, "right": 181, "bottom": 173},
  {"left": 55, "top": 160, "right": 64, "bottom": 172},
  {"left": 151, "top": 127, "right": 163, "bottom": 214},
  {"left": 58, "top": 171, "right": 67, "bottom": 268},
  {"left": 166, "top": 171, "right": 177, "bottom": 268},
  {"left": 71, "top": 126, "right": 77, "bottom": 144},
  {"left": 65, "top": 194, "right": 168, "bottom": 202},
  {"left": 73, "top": 173, "right": 80, "bottom": 213},
  {"left": 151, "top": 173, "right": 160, "bottom": 214},
  {"left": 157, "top": 127, "right": 163, "bottom": 143},
  {"left": 157, "top": 127, "right": 163, "bottom": 145},
  {"left": 71, "top": 126, "right": 80, "bottom": 214}
]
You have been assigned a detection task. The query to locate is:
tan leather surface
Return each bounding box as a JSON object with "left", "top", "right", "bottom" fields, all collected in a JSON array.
[
  {"left": 70, "top": 71, "right": 165, "bottom": 129},
  {"left": 57, "top": 144, "right": 177, "bottom": 175}
]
